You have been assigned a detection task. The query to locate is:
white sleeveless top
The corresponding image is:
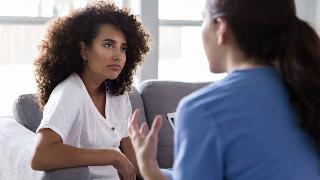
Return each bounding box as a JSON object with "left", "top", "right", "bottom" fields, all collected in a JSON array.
[{"left": 37, "top": 73, "right": 132, "bottom": 180}]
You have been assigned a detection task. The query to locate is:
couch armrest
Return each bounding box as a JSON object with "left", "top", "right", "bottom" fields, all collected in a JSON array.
[
  {"left": 42, "top": 167, "right": 90, "bottom": 180},
  {"left": 0, "top": 117, "right": 90, "bottom": 180}
]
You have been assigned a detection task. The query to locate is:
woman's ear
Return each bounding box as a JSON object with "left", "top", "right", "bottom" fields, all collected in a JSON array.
[
  {"left": 215, "top": 18, "right": 228, "bottom": 45},
  {"left": 79, "top": 41, "right": 88, "bottom": 57}
]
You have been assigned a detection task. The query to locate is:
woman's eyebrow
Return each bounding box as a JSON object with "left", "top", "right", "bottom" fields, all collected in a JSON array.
[
  {"left": 103, "top": 38, "right": 127, "bottom": 46},
  {"left": 103, "top": 38, "right": 116, "bottom": 43}
]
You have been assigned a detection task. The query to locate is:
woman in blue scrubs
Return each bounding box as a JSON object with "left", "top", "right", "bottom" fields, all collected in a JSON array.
[{"left": 129, "top": 0, "right": 320, "bottom": 179}]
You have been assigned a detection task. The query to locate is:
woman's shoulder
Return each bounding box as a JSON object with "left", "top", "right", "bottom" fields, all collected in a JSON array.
[
  {"left": 107, "top": 92, "right": 131, "bottom": 105},
  {"left": 55, "top": 73, "right": 83, "bottom": 91},
  {"left": 107, "top": 92, "right": 132, "bottom": 117},
  {"left": 49, "top": 73, "right": 85, "bottom": 103},
  {"left": 182, "top": 67, "right": 283, "bottom": 107},
  {"left": 177, "top": 73, "right": 254, "bottom": 120},
  {"left": 180, "top": 80, "right": 234, "bottom": 107}
]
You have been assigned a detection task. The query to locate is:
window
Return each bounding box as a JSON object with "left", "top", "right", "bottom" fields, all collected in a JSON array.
[
  {"left": 159, "top": 26, "right": 226, "bottom": 82},
  {"left": 1, "top": 0, "right": 319, "bottom": 116},
  {"left": 158, "top": 0, "right": 227, "bottom": 82},
  {"left": 157, "top": 0, "right": 320, "bottom": 83},
  {"left": 159, "top": 0, "right": 205, "bottom": 21},
  {"left": 0, "top": 24, "right": 47, "bottom": 116},
  {"left": 0, "top": 0, "right": 87, "bottom": 17},
  {"left": 0, "top": 0, "right": 123, "bottom": 116}
]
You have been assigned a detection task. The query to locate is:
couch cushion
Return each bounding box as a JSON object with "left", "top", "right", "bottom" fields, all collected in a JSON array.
[
  {"left": 12, "top": 94, "right": 42, "bottom": 133},
  {"left": 128, "top": 87, "right": 147, "bottom": 126},
  {"left": 12, "top": 87, "right": 147, "bottom": 133},
  {"left": 138, "top": 80, "right": 210, "bottom": 168}
]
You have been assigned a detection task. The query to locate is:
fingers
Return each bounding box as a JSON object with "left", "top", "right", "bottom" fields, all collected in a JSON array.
[
  {"left": 139, "top": 122, "right": 149, "bottom": 136},
  {"left": 130, "top": 109, "right": 141, "bottom": 131},
  {"left": 128, "top": 109, "right": 141, "bottom": 139},
  {"left": 147, "top": 115, "right": 163, "bottom": 140}
]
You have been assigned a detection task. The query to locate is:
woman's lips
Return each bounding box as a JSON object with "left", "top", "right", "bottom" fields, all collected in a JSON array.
[{"left": 107, "top": 64, "right": 121, "bottom": 71}]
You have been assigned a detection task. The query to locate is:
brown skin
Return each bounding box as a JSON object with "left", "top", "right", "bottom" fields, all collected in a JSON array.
[
  {"left": 80, "top": 24, "right": 128, "bottom": 118},
  {"left": 32, "top": 130, "right": 139, "bottom": 179},
  {"left": 120, "top": 137, "right": 141, "bottom": 177},
  {"left": 32, "top": 129, "right": 135, "bottom": 176}
]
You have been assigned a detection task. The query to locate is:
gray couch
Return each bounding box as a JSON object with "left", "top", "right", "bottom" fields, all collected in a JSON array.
[{"left": 0, "top": 80, "right": 209, "bottom": 180}]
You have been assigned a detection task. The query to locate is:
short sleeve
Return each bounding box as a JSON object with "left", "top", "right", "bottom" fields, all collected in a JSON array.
[
  {"left": 172, "top": 100, "right": 224, "bottom": 180},
  {"left": 36, "top": 83, "right": 82, "bottom": 142}
]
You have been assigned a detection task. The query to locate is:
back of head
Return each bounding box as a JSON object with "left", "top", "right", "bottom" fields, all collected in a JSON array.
[{"left": 208, "top": 0, "right": 320, "bottom": 150}]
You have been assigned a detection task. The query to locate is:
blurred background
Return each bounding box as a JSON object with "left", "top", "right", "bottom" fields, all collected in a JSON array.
[{"left": 0, "top": 0, "right": 319, "bottom": 116}]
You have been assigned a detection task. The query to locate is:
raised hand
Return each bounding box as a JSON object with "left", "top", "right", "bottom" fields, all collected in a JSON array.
[{"left": 128, "top": 109, "right": 167, "bottom": 180}]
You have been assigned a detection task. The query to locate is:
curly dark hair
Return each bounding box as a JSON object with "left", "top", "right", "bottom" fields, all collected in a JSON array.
[{"left": 34, "top": 1, "right": 150, "bottom": 110}]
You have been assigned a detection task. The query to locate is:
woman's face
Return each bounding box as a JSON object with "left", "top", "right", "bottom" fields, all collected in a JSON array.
[
  {"left": 83, "top": 24, "right": 127, "bottom": 81},
  {"left": 201, "top": 2, "right": 227, "bottom": 73}
]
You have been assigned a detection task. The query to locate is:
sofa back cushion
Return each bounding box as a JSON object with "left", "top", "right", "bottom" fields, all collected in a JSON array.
[
  {"left": 138, "top": 80, "right": 210, "bottom": 168},
  {"left": 12, "top": 94, "right": 42, "bottom": 132},
  {"left": 128, "top": 87, "right": 148, "bottom": 126},
  {"left": 12, "top": 87, "right": 147, "bottom": 133}
]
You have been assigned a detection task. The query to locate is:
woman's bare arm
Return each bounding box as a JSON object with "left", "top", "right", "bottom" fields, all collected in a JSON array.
[{"left": 31, "top": 128, "right": 134, "bottom": 177}]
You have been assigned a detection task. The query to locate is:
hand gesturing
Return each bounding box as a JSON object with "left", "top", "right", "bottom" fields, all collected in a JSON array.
[{"left": 128, "top": 109, "right": 163, "bottom": 177}]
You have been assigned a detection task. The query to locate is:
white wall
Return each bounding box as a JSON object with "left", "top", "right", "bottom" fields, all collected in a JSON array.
[
  {"left": 317, "top": 0, "right": 320, "bottom": 33},
  {"left": 139, "top": 0, "right": 159, "bottom": 81},
  {"left": 295, "top": 0, "right": 317, "bottom": 28}
]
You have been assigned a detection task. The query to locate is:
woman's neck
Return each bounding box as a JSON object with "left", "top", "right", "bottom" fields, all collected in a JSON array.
[
  {"left": 80, "top": 69, "right": 105, "bottom": 97},
  {"left": 226, "top": 47, "right": 268, "bottom": 73},
  {"left": 227, "top": 60, "right": 266, "bottom": 73}
]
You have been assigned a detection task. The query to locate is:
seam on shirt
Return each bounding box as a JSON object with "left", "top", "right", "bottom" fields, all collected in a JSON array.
[{"left": 37, "top": 124, "right": 67, "bottom": 142}]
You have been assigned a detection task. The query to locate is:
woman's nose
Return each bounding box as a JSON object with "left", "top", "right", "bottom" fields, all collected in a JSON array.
[{"left": 114, "top": 56, "right": 120, "bottom": 62}]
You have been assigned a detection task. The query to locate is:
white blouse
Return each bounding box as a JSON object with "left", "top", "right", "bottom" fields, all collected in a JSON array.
[{"left": 37, "top": 73, "right": 132, "bottom": 180}]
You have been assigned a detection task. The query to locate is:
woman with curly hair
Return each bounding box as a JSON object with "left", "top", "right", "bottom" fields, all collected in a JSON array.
[{"left": 31, "top": 2, "right": 149, "bottom": 180}]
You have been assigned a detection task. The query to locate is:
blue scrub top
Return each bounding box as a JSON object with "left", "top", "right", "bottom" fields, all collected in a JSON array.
[{"left": 166, "top": 66, "right": 320, "bottom": 180}]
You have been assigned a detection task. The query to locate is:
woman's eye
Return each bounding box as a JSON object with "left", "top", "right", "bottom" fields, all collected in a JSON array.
[
  {"left": 105, "top": 42, "right": 113, "bottom": 48},
  {"left": 120, "top": 47, "right": 127, "bottom": 53}
]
